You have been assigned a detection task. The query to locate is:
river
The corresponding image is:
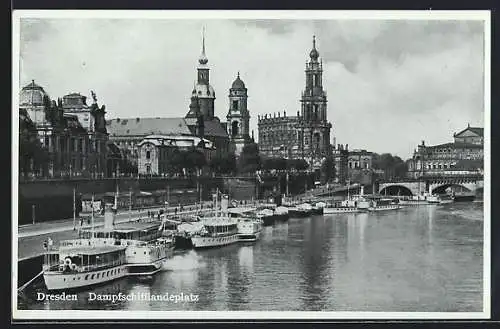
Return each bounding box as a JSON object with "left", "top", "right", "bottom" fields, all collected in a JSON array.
[{"left": 18, "top": 202, "right": 484, "bottom": 313}]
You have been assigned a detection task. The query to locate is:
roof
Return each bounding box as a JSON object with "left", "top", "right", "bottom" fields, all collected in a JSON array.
[
  {"left": 231, "top": 73, "right": 246, "bottom": 89},
  {"left": 106, "top": 117, "right": 193, "bottom": 137},
  {"left": 19, "top": 80, "right": 48, "bottom": 106},
  {"left": 427, "top": 142, "right": 483, "bottom": 150},
  {"left": 137, "top": 135, "right": 215, "bottom": 149},
  {"left": 61, "top": 245, "right": 126, "bottom": 256},
  {"left": 185, "top": 118, "right": 228, "bottom": 138},
  {"left": 454, "top": 126, "right": 484, "bottom": 138}
]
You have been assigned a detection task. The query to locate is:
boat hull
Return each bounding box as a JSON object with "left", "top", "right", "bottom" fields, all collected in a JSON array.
[
  {"left": 288, "top": 210, "right": 311, "bottom": 218},
  {"left": 311, "top": 208, "right": 324, "bottom": 215},
  {"left": 43, "top": 265, "right": 128, "bottom": 291},
  {"left": 237, "top": 231, "right": 261, "bottom": 242},
  {"left": 454, "top": 194, "right": 476, "bottom": 202},
  {"left": 324, "top": 207, "right": 363, "bottom": 214},
  {"left": 191, "top": 234, "right": 239, "bottom": 249},
  {"left": 127, "top": 262, "right": 162, "bottom": 276},
  {"left": 174, "top": 234, "right": 193, "bottom": 250},
  {"left": 368, "top": 205, "right": 401, "bottom": 212}
]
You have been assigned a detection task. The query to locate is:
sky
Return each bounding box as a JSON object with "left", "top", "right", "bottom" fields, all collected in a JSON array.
[{"left": 17, "top": 14, "right": 486, "bottom": 159}]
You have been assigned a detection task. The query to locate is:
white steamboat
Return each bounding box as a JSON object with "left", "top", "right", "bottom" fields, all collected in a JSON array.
[
  {"left": 42, "top": 245, "right": 128, "bottom": 291},
  {"left": 191, "top": 192, "right": 240, "bottom": 249}
]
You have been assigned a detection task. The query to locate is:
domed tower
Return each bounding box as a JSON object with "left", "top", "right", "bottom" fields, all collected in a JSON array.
[
  {"left": 186, "top": 28, "right": 216, "bottom": 120},
  {"left": 299, "top": 36, "right": 332, "bottom": 161},
  {"left": 226, "top": 72, "right": 251, "bottom": 156},
  {"left": 19, "top": 80, "right": 51, "bottom": 125}
]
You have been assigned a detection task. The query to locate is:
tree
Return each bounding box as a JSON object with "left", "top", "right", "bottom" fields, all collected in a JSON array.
[
  {"left": 209, "top": 153, "right": 236, "bottom": 175},
  {"left": 372, "top": 153, "right": 407, "bottom": 180},
  {"left": 238, "top": 142, "right": 261, "bottom": 174},
  {"left": 286, "top": 159, "right": 309, "bottom": 171},
  {"left": 184, "top": 148, "right": 206, "bottom": 174},
  {"left": 168, "top": 149, "right": 185, "bottom": 175},
  {"left": 320, "top": 156, "right": 335, "bottom": 183}
]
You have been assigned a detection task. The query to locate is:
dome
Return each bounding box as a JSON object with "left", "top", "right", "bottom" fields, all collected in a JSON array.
[
  {"left": 309, "top": 35, "right": 319, "bottom": 61},
  {"left": 309, "top": 48, "right": 319, "bottom": 61},
  {"left": 198, "top": 53, "right": 208, "bottom": 66},
  {"left": 192, "top": 83, "right": 215, "bottom": 99},
  {"left": 19, "top": 80, "right": 48, "bottom": 107},
  {"left": 231, "top": 72, "right": 246, "bottom": 89}
]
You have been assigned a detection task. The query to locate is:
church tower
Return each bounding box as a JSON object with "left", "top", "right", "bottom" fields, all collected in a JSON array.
[
  {"left": 299, "top": 36, "right": 332, "bottom": 165},
  {"left": 226, "top": 72, "right": 251, "bottom": 156},
  {"left": 186, "top": 28, "right": 216, "bottom": 120}
]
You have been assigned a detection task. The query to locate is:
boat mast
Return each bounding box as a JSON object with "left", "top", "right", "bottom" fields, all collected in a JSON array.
[
  {"left": 215, "top": 188, "right": 219, "bottom": 218},
  {"left": 73, "top": 187, "right": 76, "bottom": 231},
  {"left": 129, "top": 187, "right": 132, "bottom": 221},
  {"left": 347, "top": 180, "right": 350, "bottom": 200},
  {"left": 114, "top": 183, "right": 119, "bottom": 214},
  {"left": 91, "top": 193, "right": 95, "bottom": 239}
]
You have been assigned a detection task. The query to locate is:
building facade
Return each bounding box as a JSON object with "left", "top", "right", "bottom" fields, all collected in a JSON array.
[
  {"left": 258, "top": 36, "right": 332, "bottom": 169},
  {"left": 137, "top": 135, "right": 216, "bottom": 176},
  {"left": 19, "top": 81, "right": 108, "bottom": 179},
  {"left": 226, "top": 72, "right": 252, "bottom": 156},
  {"left": 332, "top": 144, "right": 348, "bottom": 185},
  {"left": 106, "top": 117, "right": 193, "bottom": 168},
  {"left": 407, "top": 125, "right": 484, "bottom": 179},
  {"left": 347, "top": 149, "right": 374, "bottom": 185}
]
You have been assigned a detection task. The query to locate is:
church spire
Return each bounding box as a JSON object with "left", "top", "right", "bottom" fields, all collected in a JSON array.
[
  {"left": 199, "top": 26, "right": 208, "bottom": 65},
  {"left": 309, "top": 35, "right": 319, "bottom": 62}
]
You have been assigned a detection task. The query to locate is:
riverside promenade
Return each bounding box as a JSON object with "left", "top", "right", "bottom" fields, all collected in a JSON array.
[
  {"left": 17, "top": 188, "right": 325, "bottom": 261},
  {"left": 17, "top": 203, "right": 212, "bottom": 260}
]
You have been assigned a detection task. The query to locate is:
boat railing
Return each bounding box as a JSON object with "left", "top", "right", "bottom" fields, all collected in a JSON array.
[
  {"left": 58, "top": 238, "right": 118, "bottom": 249},
  {"left": 45, "top": 259, "right": 125, "bottom": 273}
]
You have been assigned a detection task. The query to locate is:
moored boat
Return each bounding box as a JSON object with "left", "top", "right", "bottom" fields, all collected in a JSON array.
[
  {"left": 237, "top": 217, "right": 263, "bottom": 242},
  {"left": 453, "top": 191, "right": 476, "bottom": 202},
  {"left": 274, "top": 206, "right": 290, "bottom": 221},
  {"left": 368, "top": 198, "right": 401, "bottom": 211},
  {"left": 42, "top": 245, "right": 128, "bottom": 291},
  {"left": 425, "top": 194, "right": 441, "bottom": 204},
  {"left": 288, "top": 203, "right": 313, "bottom": 218},
  {"left": 190, "top": 218, "right": 239, "bottom": 248},
  {"left": 324, "top": 199, "right": 364, "bottom": 214},
  {"left": 311, "top": 202, "right": 325, "bottom": 215},
  {"left": 191, "top": 191, "right": 240, "bottom": 249}
]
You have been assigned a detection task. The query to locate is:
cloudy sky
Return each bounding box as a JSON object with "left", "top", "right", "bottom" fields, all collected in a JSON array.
[{"left": 17, "top": 13, "right": 486, "bottom": 159}]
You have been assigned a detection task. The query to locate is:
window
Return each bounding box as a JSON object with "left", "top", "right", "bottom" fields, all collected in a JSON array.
[
  {"left": 85, "top": 275, "right": 89, "bottom": 280},
  {"left": 146, "top": 151, "right": 151, "bottom": 159},
  {"left": 231, "top": 121, "right": 239, "bottom": 137},
  {"left": 232, "top": 100, "right": 238, "bottom": 110},
  {"left": 91, "top": 274, "right": 95, "bottom": 279}
]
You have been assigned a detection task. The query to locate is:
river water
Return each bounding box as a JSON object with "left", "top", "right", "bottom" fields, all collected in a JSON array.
[{"left": 19, "top": 202, "right": 484, "bottom": 313}]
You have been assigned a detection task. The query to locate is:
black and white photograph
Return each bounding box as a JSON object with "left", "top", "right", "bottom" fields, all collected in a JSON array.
[{"left": 12, "top": 10, "right": 490, "bottom": 320}]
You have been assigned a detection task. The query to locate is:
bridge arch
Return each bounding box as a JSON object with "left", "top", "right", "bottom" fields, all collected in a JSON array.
[
  {"left": 431, "top": 183, "right": 472, "bottom": 195},
  {"left": 379, "top": 185, "right": 413, "bottom": 196}
]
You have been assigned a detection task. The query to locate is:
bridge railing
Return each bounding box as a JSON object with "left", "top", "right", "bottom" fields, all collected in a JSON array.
[{"left": 378, "top": 173, "right": 483, "bottom": 184}]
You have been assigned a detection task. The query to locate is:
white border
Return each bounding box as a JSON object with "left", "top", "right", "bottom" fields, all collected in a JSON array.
[{"left": 12, "top": 10, "right": 491, "bottom": 321}]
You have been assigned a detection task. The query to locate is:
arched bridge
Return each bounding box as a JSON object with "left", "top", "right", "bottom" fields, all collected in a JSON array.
[{"left": 378, "top": 174, "right": 483, "bottom": 196}]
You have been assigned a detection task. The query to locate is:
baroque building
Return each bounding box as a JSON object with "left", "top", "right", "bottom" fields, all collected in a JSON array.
[
  {"left": 19, "top": 80, "right": 108, "bottom": 179},
  {"left": 226, "top": 72, "right": 252, "bottom": 156},
  {"left": 137, "top": 135, "right": 216, "bottom": 176},
  {"left": 258, "top": 36, "right": 332, "bottom": 170},
  {"left": 332, "top": 144, "right": 349, "bottom": 185},
  {"left": 184, "top": 29, "right": 230, "bottom": 159},
  {"left": 407, "top": 124, "right": 484, "bottom": 179},
  {"left": 107, "top": 29, "right": 231, "bottom": 169}
]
